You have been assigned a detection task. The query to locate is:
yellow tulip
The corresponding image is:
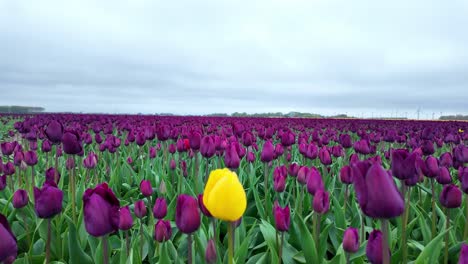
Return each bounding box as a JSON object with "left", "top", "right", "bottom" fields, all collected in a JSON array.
[{"left": 203, "top": 168, "right": 247, "bottom": 221}]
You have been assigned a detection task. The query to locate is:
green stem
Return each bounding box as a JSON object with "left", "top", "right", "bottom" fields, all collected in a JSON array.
[
  {"left": 346, "top": 253, "right": 351, "bottom": 264},
  {"left": 103, "top": 235, "right": 109, "bottom": 264},
  {"left": 444, "top": 209, "right": 450, "bottom": 264},
  {"left": 381, "top": 219, "right": 390, "bottom": 264},
  {"left": 46, "top": 218, "right": 52, "bottom": 264},
  {"left": 188, "top": 233, "right": 193, "bottom": 264},
  {"left": 126, "top": 230, "right": 130, "bottom": 257},
  {"left": 264, "top": 163, "right": 269, "bottom": 211},
  {"left": 140, "top": 220, "right": 144, "bottom": 260},
  {"left": 343, "top": 184, "right": 349, "bottom": 219},
  {"left": 228, "top": 222, "right": 234, "bottom": 264},
  {"left": 279, "top": 232, "right": 284, "bottom": 264},
  {"left": 55, "top": 145, "right": 59, "bottom": 183},
  {"left": 401, "top": 184, "right": 408, "bottom": 264},
  {"left": 71, "top": 156, "right": 77, "bottom": 223},
  {"left": 464, "top": 195, "right": 468, "bottom": 240},
  {"left": 431, "top": 179, "right": 436, "bottom": 239}
]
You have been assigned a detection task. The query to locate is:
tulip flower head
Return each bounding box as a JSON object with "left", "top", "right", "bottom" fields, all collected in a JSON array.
[
  {"left": 175, "top": 194, "right": 200, "bottom": 234},
  {"left": 34, "top": 181, "right": 63, "bottom": 219},
  {"left": 203, "top": 168, "right": 247, "bottom": 221},
  {"left": 154, "top": 219, "right": 172, "bottom": 242},
  {"left": 343, "top": 227, "right": 359, "bottom": 253},
  {"left": 83, "top": 183, "right": 120, "bottom": 237},
  {"left": 273, "top": 201, "right": 290, "bottom": 232},
  {"left": 0, "top": 214, "right": 17, "bottom": 263}
]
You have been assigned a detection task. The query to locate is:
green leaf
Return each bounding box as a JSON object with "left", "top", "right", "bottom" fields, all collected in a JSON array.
[
  {"left": 259, "top": 220, "right": 279, "bottom": 263},
  {"left": 294, "top": 213, "right": 319, "bottom": 264},
  {"left": 414, "top": 227, "right": 451, "bottom": 264},
  {"left": 67, "top": 220, "right": 94, "bottom": 264}
]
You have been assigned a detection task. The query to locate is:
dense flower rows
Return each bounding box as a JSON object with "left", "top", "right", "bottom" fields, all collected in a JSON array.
[{"left": 0, "top": 114, "right": 467, "bottom": 263}]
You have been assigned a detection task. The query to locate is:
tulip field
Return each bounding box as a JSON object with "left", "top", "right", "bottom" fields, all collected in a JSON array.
[{"left": 1, "top": 114, "right": 468, "bottom": 264}]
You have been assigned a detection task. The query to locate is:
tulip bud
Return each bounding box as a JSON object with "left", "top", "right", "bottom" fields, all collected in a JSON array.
[
  {"left": 343, "top": 227, "right": 359, "bottom": 253},
  {"left": 306, "top": 144, "right": 318, "bottom": 160},
  {"left": 340, "top": 134, "right": 352, "bottom": 148},
  {"left": 168, "top": 159, "right": 176, "bottom": 171},
  {"left": 436, "top": 167, "right": 452, "bottom": 185},
  {"left": 352, "top": 161, "right": 404, "bottom": 218},
  {"left": 205, "top": 239, "right": 217, "bottom": 263},
  {"left": 118, "top": 206, "right": 133, "bottom": 231},
  {"left": 83, "top": 183, "right": 120, "bottom": 237},
  {"left": 440, "top": 184, "right": 462, "bottom": 208},
  {"left": 153, "top": 198, "right": 167, "bottom": 219},
  {"left": 198, "top": 194, "right": 212, "bottom": 217},
  {"left": 83, "top": 152, "right": 98, "bottom": 169},
  {"left": 42, "top": 140, "right": 52, "bottom": 153},
  {"left": 62, "top": 131, "right": 82, "bottom": 155},
  {"left": 65, "top": 156, "right": 75, "bottom": 170},
  {"left": 0, "top": 175, "right": 6, "bottom": 191},
  {"left": 24, "top": 151, "right": 38, "bottom": 166},
  {"left": 34, "top": 181, "right": 63, "bottom": 218},
  {"left": 313, "top": 189, "right": 330, "bottom": 214},
  {"left": 201, "top": 136, "right": 216, "bottom": 158},
  {"left": 391, "top": 149, "right": 417, "bottom": 180},
  {"left": 134, "top": 200, "right": 147, "bottom": 219},
  {"left": 12, "top": 189, "right": 29, "bottom": 209},
  {"left": 45, "top": 120, "right": 63, "bottom": 144},
  {"left": 366, "top": 230, "right": 389, "bottom": 264},
  {"left": 319, "top": 147, "right": 332, "bottom": 166},
  {"left": 459, "top": 243, "right": 468, "bottom": 264},
  {"left": 1, "top": 142, "right": 15, "bottom": 156},
  {"left": 175, "top": 194, "right": 201, "bottom": 234},
  {"left": 307, "top": 167, "right": 324, "bottom": 195},
  {"left": 260, "top": 141, "right": 274, "bottom": 163},
  {"left": 273, "top": 201, "right": 290, "bottom": 232},
  {"left": 340, "top": 165, "right": 353, "bottom": 184},
  {"left": 13, "top": 151, "right": 23, "bottom": 166},
  {"left": 439, "top": 152, "right": 453, "bottom": 168},
  {"left": 0, "top": 213, "right": 17, "bottom": 263},
  {"left": 288, "top": 163, "right": 300, "bottom": 177},
  {"left": 139, "top": 180, "right": 153, "bottom": 197},
  {"left": 454, "top": 145, "right": 468, "bottom": 164},
  {"left": 246, "top": 151, "right": 255, "bottom": 163},
  {"left": 127, "top": 157, "right": 133, "bottom": 165},
  {"left": 154, "top": 219, "right": 172, "bottom": 242},
  {"left": 45, "top": 167, "right": 60, "bottom": 184},
  {"left": 273, "top": 167, "right": 286, "bottom": 193}
]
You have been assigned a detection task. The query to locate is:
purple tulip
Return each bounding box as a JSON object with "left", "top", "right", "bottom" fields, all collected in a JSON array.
[
  {"left": 260, "top": 141, "right": 274, "bottom": 163},
  {"left": 313, "top": 189, "right": 330, "bottom": 214},
  {"left": 461, "top": 168, "right": 468, "bottom": 194},
  {"left": 273, "top": 201, "right": 290, "bottom": 232},
  {"left": 297, "top": 166, "right": 310, "bottom": 185},
  {"left": 391, "top": 149, "right": 417, "bottom": 180},
  {"left": 454, "top": 145, "right": 468, "bottom": 164},
  {"left": 13, "top": 151, "right": 23, "bottom": 166},
  {"left": 288, "top": 163, "right": 300, "bottom": 177},
  {"left": 306, "top": 144, "right": 318, "bottom": 160},
  {"left": 352, "top": 161, "right": 404, "bottom": 218},
  {"left": 175, "top": 194, "right": 200, "bottom": 234},
  {"left": 439, "top": 152, "right": 453, "bottom": 168},
  {"left": 1, "top": 142, "right": 15, "bottom": 156},
  {"left": 65, "top": 156, "right": 75, "bottom": 170},
  {"left": 118, "top": 206, "right": 133, "bottom": 231},
  {"left": 140, "top": 180, "right": 153, "bottom": 197},
  {"left": 62, "top": 131, "right": 82, "bottom": 155},
  {"left": 12, "top": 189, "right": 29, "bottom": 209},
  {"left": 366, "top": 230, "right": 389, "bottom": 264},
  {"left": 343, "top": 227, "right": 359, "bottom": 253},
  {"left": 0, "top": 213, "right": 17, "bottom": 263},
  {"left": 246, "top": 151, "right": 255, "bottom": 163},
  {"left": 45, "top": 167, "right": 61, "bottom": 184},
  {"left": 440, "top": 184, "right": 462, "bottom": 208},
  {"left": 45, "top": 120, "right": 63, "bottom": 144},
  {"left": 273, "top": 167, "right": 286, "bottom": 192},
  {"left": 319, "top": 146, "right": 332, "bottom": 165},
  {"left": 306, "top": 167, "right": 324, "bottom": 195},
  {"left": 354, "top": 139, "right": 371, "bottom": 155},
  {"left": 3, "top": 162, "right": 15, "bottom": 176},
  {"left": 153, "top": 197, "right": 167, "bottom": 219},
  {"left": 83, "top": 183, "right": 120, "bottom": 237},
  {"left": 24, "top": 150, "right": 38, "bottom": 166},
  {"left": 436, "top": 167, "right": 452, "bottom": 185},
  {"left": 459, "top": 243, "right": 468, "bottom": 264},
  {"left": 154, "top": 219, "right": 172, "bottom": 242},
  {"left": 34, "top": 181, "right": 63, "bottom": 218},
  {"left": 42, "top": 140, "right": 52, "bottom": 153},
  {"left": 340, "top": 134, "right": 352, "bottom": 148},
  {"left": 200, "top": 136, "right": 216, "bottom": 158},
  {"left": 198, "top": 194, "right": 212, "bottom": 217},
  {"left": 340, "top": 165, "right": 353, "bottom": 184},
  {"left": 205, "top": 239, "right": 217, "bottom": 263},
  {"left": 134, "top": 200, "right": 147, "bottom": 218},
  {"left": 83, "top": 152, "right": 98, "bottom": 169},
  {"left": 0, "top": 175, "right": 6, "bottom": 191},
  {"left": 170, "top": 159, "right": 177, "bottom": 170}
]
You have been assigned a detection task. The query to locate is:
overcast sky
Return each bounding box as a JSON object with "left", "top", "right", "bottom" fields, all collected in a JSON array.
[{"left": 1, "top": 0, "right": 467, "bottom": 118}]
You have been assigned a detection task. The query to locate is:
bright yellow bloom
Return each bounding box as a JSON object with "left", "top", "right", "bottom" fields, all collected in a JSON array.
[
  {"left": 203, "top": 168, "right": 247, "bottom": 221},
  {"left": 460, "top": 128, "right": 464, "bottom": 133}
]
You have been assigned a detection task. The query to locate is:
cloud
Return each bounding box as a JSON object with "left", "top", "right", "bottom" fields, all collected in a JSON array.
[{"left": 0, "top": 0, "right": 467, "bottom": 118}]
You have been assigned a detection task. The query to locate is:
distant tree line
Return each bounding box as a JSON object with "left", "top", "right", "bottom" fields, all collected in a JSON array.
[
  {"left": 206, "top": 112, "right": 352, "bottom": 118},
  {"left": 0, "top": 106, "right": 45, "bottom": 113},
  {"left": 439, "top": 115, "right": 468, "bottom": 121}
]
